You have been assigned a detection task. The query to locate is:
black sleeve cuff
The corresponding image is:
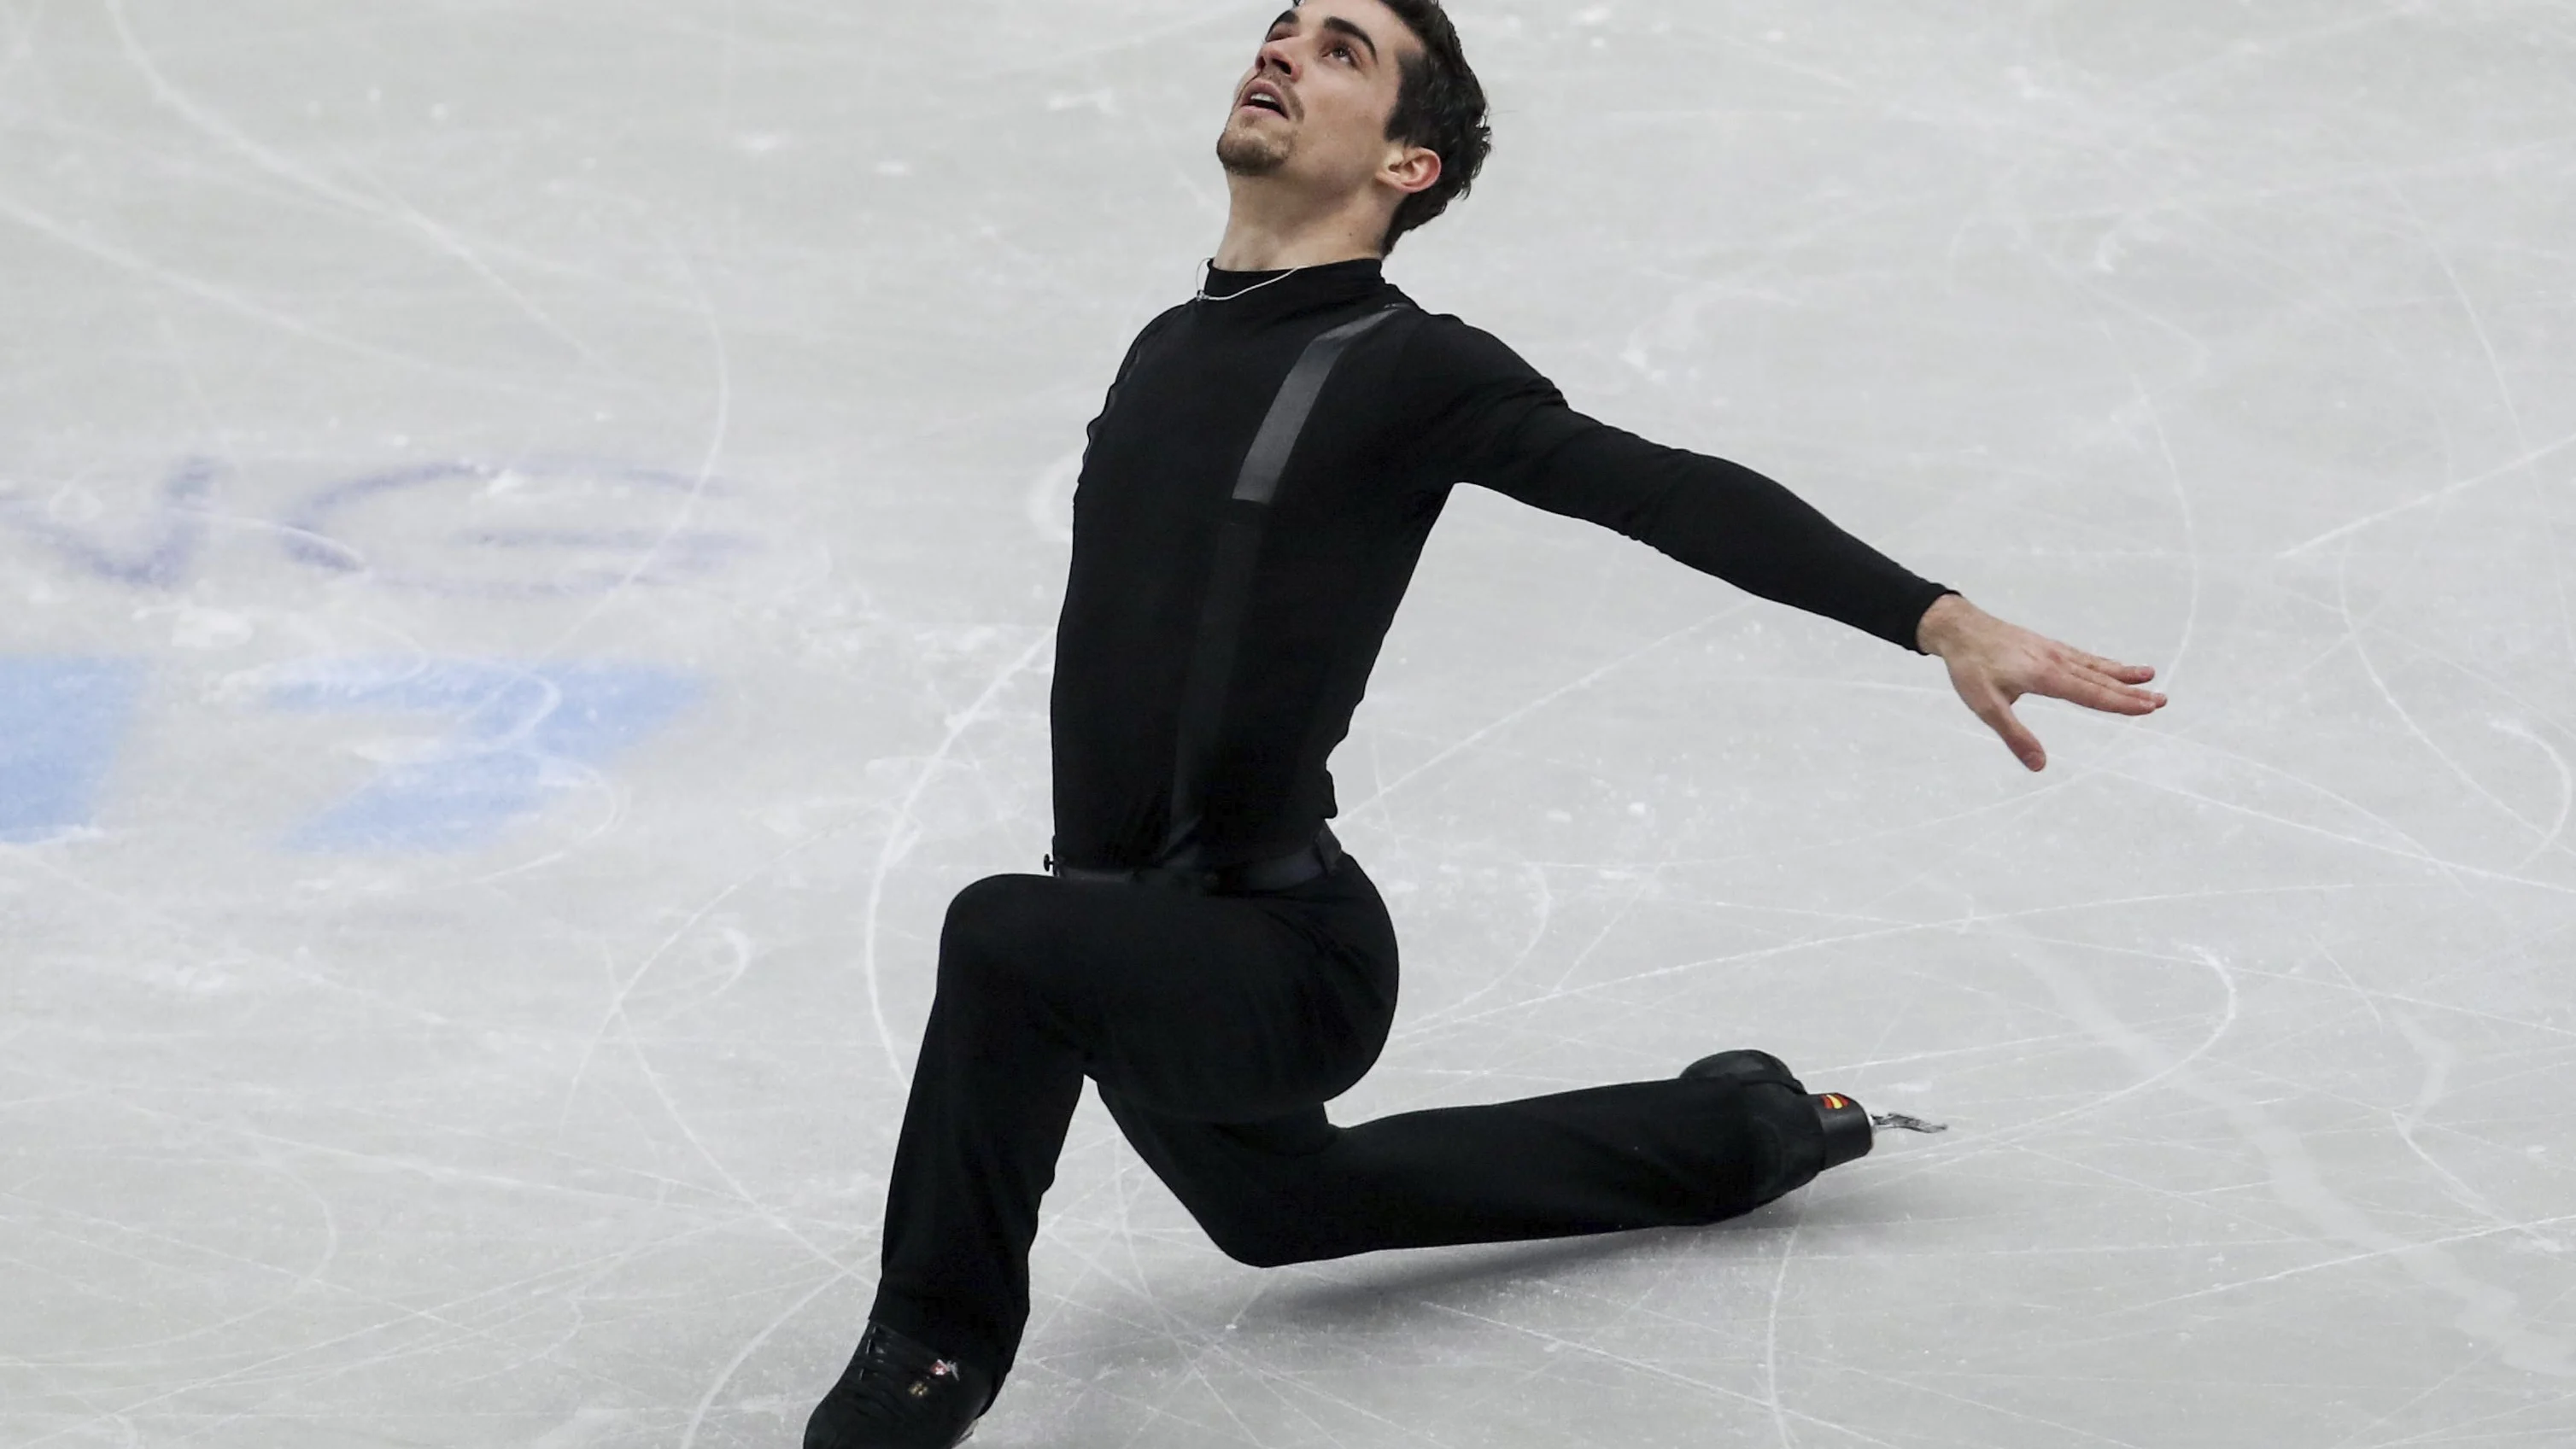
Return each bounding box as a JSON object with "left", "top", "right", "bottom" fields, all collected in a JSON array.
[{"left": 1897, "top": 585, "right": 1960, "bottom": 655}]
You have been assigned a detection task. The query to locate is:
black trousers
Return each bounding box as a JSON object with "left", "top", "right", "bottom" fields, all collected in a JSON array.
[{"left": 868, "top": 850, "right": 1825, "bottom": 1381}]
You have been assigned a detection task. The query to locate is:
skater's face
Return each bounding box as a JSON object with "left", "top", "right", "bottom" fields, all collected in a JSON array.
[{"left": 1215, "top": 1, "right": 1441, "bottom": 217}]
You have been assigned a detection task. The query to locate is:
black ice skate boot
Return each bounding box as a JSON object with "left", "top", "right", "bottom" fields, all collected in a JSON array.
[
  {"left": 1681, "top": 1050, "right": 1872, "bottom": 1171},
  {"left": 805, "top": 1321, "right": 993, "bottom": 1449}
]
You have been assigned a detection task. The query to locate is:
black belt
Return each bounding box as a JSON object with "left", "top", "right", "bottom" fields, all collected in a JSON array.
[{"left": 1045, "top": 825, "right": 1344, "bottom": 895}]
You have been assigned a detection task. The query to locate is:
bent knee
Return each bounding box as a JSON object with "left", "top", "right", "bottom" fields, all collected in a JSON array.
[
  {"left": 937, "top": 873, "right": 1057, "bottom": 984},
  {"left": 1194, "top": 1192, "right": 1343, "bottom": 1268},
  {"left": 1205, "top": 1221, "right": 1315, "bottom": 1270}
]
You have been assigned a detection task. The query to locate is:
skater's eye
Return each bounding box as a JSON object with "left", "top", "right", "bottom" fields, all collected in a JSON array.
[{"left": 1259, "top": 12, "right": 1376, "bottom": 69}]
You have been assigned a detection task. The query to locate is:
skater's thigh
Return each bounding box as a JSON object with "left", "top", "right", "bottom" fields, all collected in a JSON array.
[
  {"left": 1103, "top": 1087, "right": 1333, "bottom": 1193},
  {"left": 940, "top": 869, "right": 1393, "bottom": 1120}
]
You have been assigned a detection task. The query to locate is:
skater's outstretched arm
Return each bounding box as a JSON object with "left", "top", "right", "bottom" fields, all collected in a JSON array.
[
  {"left": 1406, "top": 317, "right": 1946, "bottom": 651},
  {"left": 1397, "top": 313, "right": 2167, "bottom": 768}
]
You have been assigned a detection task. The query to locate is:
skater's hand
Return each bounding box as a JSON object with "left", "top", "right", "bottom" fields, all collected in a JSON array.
[{"left": 1914, "top": 593, "right": 2165, "bottom": 772}]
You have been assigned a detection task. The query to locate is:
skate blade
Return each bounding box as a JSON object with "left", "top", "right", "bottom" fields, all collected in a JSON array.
[{"left": 1870, "top": 1112, "right": 1947, "bottom": 1135}]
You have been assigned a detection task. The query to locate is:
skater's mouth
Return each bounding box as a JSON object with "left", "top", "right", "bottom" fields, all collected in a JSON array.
[{"left": 1238, "top": 79, "right": 1291, "bottom": 117}]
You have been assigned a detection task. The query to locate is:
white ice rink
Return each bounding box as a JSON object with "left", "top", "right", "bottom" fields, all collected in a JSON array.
[{"left": 6, "top": 1, "right": 2576, "bottom": 1444}]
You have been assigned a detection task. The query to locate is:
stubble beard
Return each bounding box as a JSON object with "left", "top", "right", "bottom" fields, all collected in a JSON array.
[{"left": 1215, "top": 114, "right": 1291, "bottom": 176}]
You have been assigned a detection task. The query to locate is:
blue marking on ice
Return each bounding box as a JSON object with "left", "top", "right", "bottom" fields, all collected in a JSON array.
[
  {"left": 0, "top": 657, "right": 145, "bottom": 843},
  {"left": 268, "top": 658, "right": 699, "bottom": 852}
]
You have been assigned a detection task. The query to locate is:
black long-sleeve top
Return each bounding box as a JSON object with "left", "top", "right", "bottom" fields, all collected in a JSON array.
[{"left": 1049, "top": 258, "right": 1949, "bottom": 872}]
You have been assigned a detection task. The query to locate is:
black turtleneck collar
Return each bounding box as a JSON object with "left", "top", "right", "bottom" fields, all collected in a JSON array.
[{"left": 1196, "top": 255, "right": 1386, "bottom": 310}]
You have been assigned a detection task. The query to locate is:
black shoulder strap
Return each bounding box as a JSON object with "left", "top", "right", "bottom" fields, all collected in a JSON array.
[{"left": 1156, "top": 302, "right": 1408, "bottom": 868}]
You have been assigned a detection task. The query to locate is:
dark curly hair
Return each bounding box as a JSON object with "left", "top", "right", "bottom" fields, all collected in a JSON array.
[{"left": 1368, "top": 0, "right": 1492, "bottom": 254}]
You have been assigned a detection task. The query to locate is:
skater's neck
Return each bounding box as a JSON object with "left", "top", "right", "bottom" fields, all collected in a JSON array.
[{"left": 1210, "top": 188, "right": 1388, "bottom": 273}]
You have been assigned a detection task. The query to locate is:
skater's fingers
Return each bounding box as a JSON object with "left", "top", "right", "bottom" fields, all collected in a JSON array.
[
  {"left": 2054, "top": 663, "right": 2168, "bottom": 716},
  {"left": 1971, "top": 692, "right": 2048, "bottom": 772},
  {"left": 2063, "top": 675, "right": 2165, "bottom": 716},
  {"left": 2070, "top": 646, "right": 2156, "bottom": 684}
]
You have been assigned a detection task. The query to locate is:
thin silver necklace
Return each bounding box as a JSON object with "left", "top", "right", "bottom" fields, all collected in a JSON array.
[{"left": 1195, "top": 258, "right": 1308, "bottom": 303}]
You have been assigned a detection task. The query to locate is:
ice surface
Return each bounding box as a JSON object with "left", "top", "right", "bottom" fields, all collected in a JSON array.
[{"left": 5, "top": 0, "right": 2576, "bottom": 1444}]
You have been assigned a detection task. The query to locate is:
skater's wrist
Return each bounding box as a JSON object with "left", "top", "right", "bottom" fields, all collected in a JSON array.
[{"left": 1913, "top": 592, "right": 1976, "bottom": 657}]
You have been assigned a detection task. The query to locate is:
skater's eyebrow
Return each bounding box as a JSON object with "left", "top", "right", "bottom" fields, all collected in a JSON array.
[{"left": 1267, "top": 9, "right": 1379, "bottom": 65}]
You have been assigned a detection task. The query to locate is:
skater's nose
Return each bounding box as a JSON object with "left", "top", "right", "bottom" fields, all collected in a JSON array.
[{"left": 1254, "top": 37, "right": 1299, "bottom": 85}]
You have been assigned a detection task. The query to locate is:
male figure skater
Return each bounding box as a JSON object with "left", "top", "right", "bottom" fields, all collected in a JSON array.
[{"left": 806, "top": 3, "right": 2168, "bottom": 1443}]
